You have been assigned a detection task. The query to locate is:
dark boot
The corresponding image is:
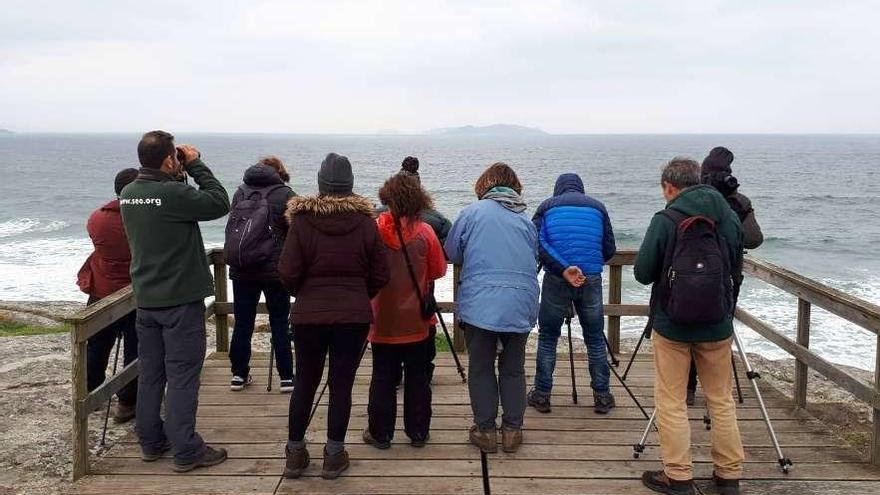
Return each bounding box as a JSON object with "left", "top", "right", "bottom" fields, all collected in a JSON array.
[
  {"left": 713, "top": 472, "right": 740, "bottom": 495},
  {"left": 527, "top": 389, "right": 552, "bottom": 414},
  {"left": 321, "top": 448, "right": 350, "bottom": 480},
  {"left": 362, "top": 428, "right": 391, "bottom": 450},
  {"left": 283, "top": 446, "right": 310, "bottom": 479},
  {"left": 468, "top": 425, "right": 498, "bottom": 453},
  {"left": 501, "top": 427, "right": 523, "bottom": 453},
  {"left": 172, "top": 446, "right": 228, "bottom": 473},
  {"left": 112, "top": 402, "right": 136, "bottom": 424},
  {"left": 141, "top": 439, "right": 172, "bottom": 462},
  {"left": 641, "top": 470, "right": 695, "bottom": 495},
  {"left": 594, "top": 392, "right": 616, "bottom": 415}
]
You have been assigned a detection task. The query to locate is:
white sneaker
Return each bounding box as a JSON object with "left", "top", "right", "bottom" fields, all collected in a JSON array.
[
  {"left": 279, "top": 379, "right": 294, "bottom": 393},
  {"left": 230, "top": 375, "right": 252, "bottom": 391}
]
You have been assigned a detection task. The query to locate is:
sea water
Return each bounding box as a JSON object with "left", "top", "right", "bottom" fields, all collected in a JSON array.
[{"left": 1, "top": 133, "right": 878, "bottom": 370}]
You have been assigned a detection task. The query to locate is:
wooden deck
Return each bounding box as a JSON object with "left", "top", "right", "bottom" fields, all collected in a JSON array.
[{"left": 70, "top": 351, "right": 880, "bottom": 495}]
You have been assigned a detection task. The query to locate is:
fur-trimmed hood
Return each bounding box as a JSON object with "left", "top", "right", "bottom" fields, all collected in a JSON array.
[{"left": 286, "top": 194, "right": 377, "bottom": 236}]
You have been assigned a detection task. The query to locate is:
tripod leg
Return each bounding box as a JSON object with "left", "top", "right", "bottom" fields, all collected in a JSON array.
[
  {"left": 731, "top": 354, "right": 744, "bottom": 404},
  {"left": 480, "top": 450, "right": 491, "bottom": 495},
  {"left": 633, "top": 409, "right": 657, "bottom": 458},
  {"left": 602, "top": 329, "right": 620, "bottom": 367},
  {"left": 101, "top": 331, "right": 124, "bottom": 447},
  {"left": 437, "top": 311, "right": 466, "bottom": 383},
  {"left": 621, "top": 331, "right": 646, "bottom": 381},
  {"left": 566, "top": 318, "right": 578, "bottom": 405},
  {"left": 267, "top": 337, "right": 275, "bottom": 392},
  {"left": 731, "top": 329, "right": 793, "bottom": 473}
]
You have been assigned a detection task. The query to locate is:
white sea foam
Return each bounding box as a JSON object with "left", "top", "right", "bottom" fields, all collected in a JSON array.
[{"left": 0, "top": 218, "right": 70, "bottom": 238}]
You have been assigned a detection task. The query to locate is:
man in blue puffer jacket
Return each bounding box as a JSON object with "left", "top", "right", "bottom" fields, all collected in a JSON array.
[{"left": 528, "top": 173, "right": 617, "bottom": 414}]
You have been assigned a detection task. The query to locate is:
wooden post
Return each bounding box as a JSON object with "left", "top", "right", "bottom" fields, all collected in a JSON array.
[
  {"left": 452, "top": 264, "right": 465, "bottom": 353},
  {"left": 794, "top": 298, "right": 811, "bottom": 409},
  {"left": 608, "top": 264, "right": 622, "bottom": 356},
  {"left": 213, "top": 260, "right": 229, "bottom": 353},
  {"left": 71, "top": 325, "right": 89, "bottom": 480},
  {"left": 873, "top": 333, "right": 880, "bottom": 464}
]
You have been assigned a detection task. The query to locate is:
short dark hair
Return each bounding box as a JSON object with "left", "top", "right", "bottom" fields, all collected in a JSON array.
[
  {"left": 401, "top": 156, "right": 419, "bottom": 174},
  {"left": 661, "top": 157, "right": 701, "bottom": 189},
  {"left": 138, "top": 130, "right": 175, "bottom": 169}
]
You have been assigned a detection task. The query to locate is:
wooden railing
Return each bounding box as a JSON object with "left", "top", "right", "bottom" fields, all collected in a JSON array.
[{"left": 68, "top": 247, "right": 880, "bottom": 479}]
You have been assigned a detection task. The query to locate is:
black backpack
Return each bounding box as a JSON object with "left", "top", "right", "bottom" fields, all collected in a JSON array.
[
  {"left": 657, "top": 209, "right": 735, "bottom": 325},
  {"left": 224, "top": 185, "right": 286, "bottom": 269}
]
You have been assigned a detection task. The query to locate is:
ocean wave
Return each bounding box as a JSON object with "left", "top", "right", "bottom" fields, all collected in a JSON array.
[{"left": 0, "top": 218, "right": 70, "bottom": 238}]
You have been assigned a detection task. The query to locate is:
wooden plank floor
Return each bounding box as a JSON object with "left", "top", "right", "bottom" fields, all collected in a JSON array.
[{"left": 70, "top": 351, "right": 880, "bottom": 495}]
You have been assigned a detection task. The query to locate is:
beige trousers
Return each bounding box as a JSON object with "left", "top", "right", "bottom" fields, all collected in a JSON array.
[{"left": 652, "top": 332, "right": 745, "bottom": 480}]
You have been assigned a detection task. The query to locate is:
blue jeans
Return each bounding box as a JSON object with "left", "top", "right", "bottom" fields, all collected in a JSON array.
[
  {"left": 230, "top": 280, "right": 293, "bottom": 380},
  {"left": 534, "top": 272, "right": 610, "bottom": 395}
]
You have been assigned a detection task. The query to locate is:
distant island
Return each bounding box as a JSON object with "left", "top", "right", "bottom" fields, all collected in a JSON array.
[{"left": 425, "top": 124, "right": 548, "bottom": 137}]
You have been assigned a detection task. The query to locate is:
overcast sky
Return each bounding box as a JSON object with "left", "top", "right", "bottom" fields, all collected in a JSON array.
[{"left": 2, "top": 1, "right": 878, "bottom": 134}]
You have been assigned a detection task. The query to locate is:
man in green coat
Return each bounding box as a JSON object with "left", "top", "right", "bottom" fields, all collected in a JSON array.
[
  {"left": 634, "top": 158, "right": 744, "bottom": 495},
  {"left": 120, "top": 130, "right": 230, "bottom": 473}
]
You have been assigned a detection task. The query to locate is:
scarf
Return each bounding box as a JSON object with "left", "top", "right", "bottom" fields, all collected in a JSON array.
[{"left": 482, "top": 186, "right": 527, "bottom": 213}]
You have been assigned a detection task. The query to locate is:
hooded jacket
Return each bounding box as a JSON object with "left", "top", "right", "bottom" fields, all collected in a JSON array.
[
  {"left": 634, "top": 185, "right": 744, "bottom": 342},
  {"left": 533, "top": 174, "right": 616, "bottom": 276},
  {"left": 445, "top": 196, "right": 539, "bottom": 333},
  {"left": 77, "top": 199, "right": 132, "bottom": 299},
  {"left": 369, "top": 212, "right": 447, "bottom": 344},
  {"left": 228, "top": 164, "right": 296, "bottom": 282},
  {"left": 120, "top": 159, "right": 230, "bottom": 308},
  {"left": 701, "top": 147, "right": 763, "bottom": 250},
  {"left": 278, "top": 195, "right": 390, "bottom": 325}
]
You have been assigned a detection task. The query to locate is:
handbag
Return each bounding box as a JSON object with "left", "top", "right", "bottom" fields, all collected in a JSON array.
[{"left": 394, "top": 220, "right": 438, "bottom": 319}]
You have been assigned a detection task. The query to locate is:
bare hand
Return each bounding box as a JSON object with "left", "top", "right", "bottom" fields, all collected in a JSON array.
[
  {"left": 563, "top": 266, "right": 586, "bottom": 287},
  {"left": 177, "top": 144, "right": 201, "bottom": 167}
]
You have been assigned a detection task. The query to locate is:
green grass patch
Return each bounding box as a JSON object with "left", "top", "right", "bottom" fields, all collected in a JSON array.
[
  {"left": 0, "top": 319, "right": 70, "bottom": 337},
  {"left": 434, "top": 330, "right": 451, "bottom": 352}
]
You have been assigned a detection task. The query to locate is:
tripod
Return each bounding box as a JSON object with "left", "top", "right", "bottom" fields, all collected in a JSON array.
[
  {"left": 100, "top": 330, "right": 124, "bottom": 447},
  {"left": 436, "top": 310, "right": 467, "bottom": 383},
  {"left": 631, "top": 327, "right": 793, "bottom": 473}
]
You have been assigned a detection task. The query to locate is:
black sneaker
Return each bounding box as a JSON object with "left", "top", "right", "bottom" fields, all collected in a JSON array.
[
  {"left": 362, "top": 428, "right": 391, "bottom": 449},
  {"left": 641, "top": 470, "right": 695, "bottom": 495},
  {"left": 527, "top": 389, "right": 552, "bottom": 414},
  {"left": 594, "top": 392, "right": 616, "bottom": 414},
  {"left": 410, "top": 433, "right": 429, "bottom": 448},
  {"left": 172, "top": 446, "right": 228, "bottom": 473},
  {"left": 230, "top": 375, "right": 252, "bottom": 391},
  {"left": 279, "top": 379, "right": 294, "bottom": 393},
  {"left": 713, "top": 472, "right": 740, "bottom": 495}
]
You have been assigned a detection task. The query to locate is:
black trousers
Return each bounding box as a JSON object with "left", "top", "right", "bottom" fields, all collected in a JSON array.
[
  {"left": 395, "top": 326, "right": 437, "bottom": 385},
  {"left": 368, "top": 337, "right": 433, "bottom": 443},
  {"left": 688, "top": 356, "right": 698, "bottom": 392},
  {"left": 288, "top": 324, "right": 369, "bottom": 443},
  {"left": 86, "top": 306, "right": 138, "bottom": 406},
  {"left": 230, "top": 280, "right": 293, "bottom": 380}
]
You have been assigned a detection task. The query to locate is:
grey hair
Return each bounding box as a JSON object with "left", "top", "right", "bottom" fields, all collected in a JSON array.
[{"left": 661, "top": 157, "right": 701, "bottom": 189}]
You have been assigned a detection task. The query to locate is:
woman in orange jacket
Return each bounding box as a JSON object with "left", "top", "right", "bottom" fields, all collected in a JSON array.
[{"left": 363, "top": 173, "right": 447, "bottom": 449}]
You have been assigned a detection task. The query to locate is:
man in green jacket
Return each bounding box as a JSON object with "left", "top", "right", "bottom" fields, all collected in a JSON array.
[
  {"left": 634, "top": 158, "right": 744, "bottom": 495},
  {"left": 120, "top": 130, "right": 230, "bottom": 473}
]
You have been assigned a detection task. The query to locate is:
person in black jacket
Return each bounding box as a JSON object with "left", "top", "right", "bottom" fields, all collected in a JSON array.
[{"left": 228, "top": 156, "right": 297, "bottom": 392}]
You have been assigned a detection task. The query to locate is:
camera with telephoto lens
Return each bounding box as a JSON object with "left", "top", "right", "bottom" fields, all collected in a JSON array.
[{"left": 710, "top": 172, "right": 739, "bottom": 197}]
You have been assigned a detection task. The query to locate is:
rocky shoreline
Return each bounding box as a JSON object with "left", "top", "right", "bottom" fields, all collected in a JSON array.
[{"left": 0, "top": 301, "right": 875, "bottom": 494}]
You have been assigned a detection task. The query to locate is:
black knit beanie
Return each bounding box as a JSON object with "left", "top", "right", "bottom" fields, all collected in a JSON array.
[
  {"left": 318, "top": 153, "right": 354, "bottom": 195},
  {"left": 115, "top": 168, "right": 139, "bottom": 196},
  {"left": 401, "top": 156, "right": 419, "bottom": 174},
  {"left": 701, "top": 146, "right": 735, "bottom": 176}
]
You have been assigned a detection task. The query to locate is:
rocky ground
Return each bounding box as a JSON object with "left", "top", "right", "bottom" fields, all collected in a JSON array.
[{"left": 0, "top": 302, "right": 875, "bottom": 494}]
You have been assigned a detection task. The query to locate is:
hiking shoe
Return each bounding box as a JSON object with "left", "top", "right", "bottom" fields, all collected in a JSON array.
[
  {"left": 594, "top": 392, "right": 616, "bottom": 414},
  {"left": 410, "top": 433, "right": 429, "bottom": 448},
  {"left": 527, "top": 389, "right": 552, "bottom": 414},
  {"left": 468, "top": 425, "right": 498, "bottom": 453},
  {"left": 501, "top": 427, "right": 523, "bottom": 453},
  {"left": 112, "top": 402, "right": 136, "bottom": 424},
  {"left": 283, "top": 446, "right": 310, "bottom": 479},
  {"left": 641, "top": 470, "right": 695, "bottom": 495},
  {"left": 713, "top": 472, "right": 741, "bottom": 495},
  {"left": 141, "top": 439, "right": 172, "bottom": 462},
  {"left": 279, "top": 379, "right": 294, "bottom": 393},
  {"left": 686, "top": 389, "right": 696, "bottom": 407},
  {"left": 172, "top": 446, "right": 228, "bottom": 473},
  {"left": 362, "top": 428, "right": 391, "bottom": 450},
  {"left": 230, "top": 375, "right": 252, "bottom": 391},
  {"left": 321, "top": 448, "right": 350, "bottom": 479}
]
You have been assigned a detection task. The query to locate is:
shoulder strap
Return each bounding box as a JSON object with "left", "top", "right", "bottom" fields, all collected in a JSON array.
[
  {"left": 240, "top": 184, "right": 287, "bottom": 200},
  {"left": 659, "top": 208, "right": 688, "bottom": 225},
  {"left": 395, "top": 220, "right": 427, "bottom": 309}
]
